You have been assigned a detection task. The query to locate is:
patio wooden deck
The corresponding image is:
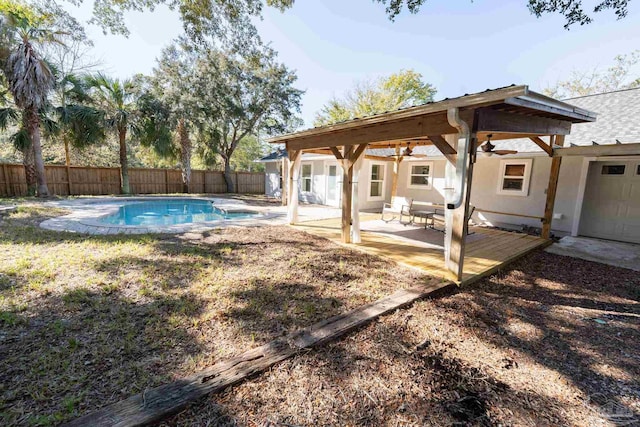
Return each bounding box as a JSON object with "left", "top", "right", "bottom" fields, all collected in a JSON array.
[{"left": 294, "top": 214, "right": 550, "bottom": 284}]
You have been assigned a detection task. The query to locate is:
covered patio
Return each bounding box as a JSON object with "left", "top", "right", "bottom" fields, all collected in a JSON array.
[{"left": 269, "top": 85, "right": 596, "bottom": 282}]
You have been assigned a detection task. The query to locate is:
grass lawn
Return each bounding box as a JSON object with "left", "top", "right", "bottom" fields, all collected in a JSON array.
[
  {"left": 0, "top": 205, "right": 429, "bottom": 426},
  {"left": 165, "top": 251, "right": 640, "bottom": 426},
  {"left": 1, "top": 202, "right": 639, "bottom": 426}
]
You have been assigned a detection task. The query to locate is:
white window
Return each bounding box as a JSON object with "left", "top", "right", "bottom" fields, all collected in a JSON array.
[
  {"left": 368, "top": 162, "right": 386, "bottom": 201},
  {"left": 301, "top": 163, "right": 312, "bottom": 193},
  {"left": 407, "top": 162, "right": 434, "bottom": 189},
  {"left": 497, "top": 159, "right": 532, "bottom": 197}
]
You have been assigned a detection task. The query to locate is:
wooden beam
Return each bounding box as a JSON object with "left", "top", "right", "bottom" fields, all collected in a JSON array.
[
  {"left": 341, "top": 146, "right": 354, "bottom": 243},
  {"left": 286, "top": 111, "right": 473, "bottom": 151},
  {"left": 330, "top": 146, "right": 344, "bottom": 160},
  {"left": 477, "top": 108, "right": 572, "bottom": 136},
  {"left": 364, "top": 155, "right": 395, "bottom": 162},
  {"left": 542, "top": 135, "right": 565, "bottom": 239},
  {"left": 390, "top": 146, "right": 402, "bottom": 199},
  {"left": 503, "top": 96, "right": 596, "bottom": 123},
  {"left": 352, "top": 143, "right": 369, "bottom": 162},
  {"left": 554, "top": 142, "right": 640, "bottom": 157},
  {"left": 287, "top": 149, "right": 301, "bottom": 224},
  {"left": 529, "top": 136, "right": 553, "bottom": 157},
  {"left": 281, "top": 157, "right": 287, "bottom": 206},
  {"left": 428, "top": 135, "right": 457, "bottom": 164}
]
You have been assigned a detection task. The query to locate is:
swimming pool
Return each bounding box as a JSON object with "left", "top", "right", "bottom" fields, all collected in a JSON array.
[{"left": 98, "top": 199, "right": 258, "bottom": 226}]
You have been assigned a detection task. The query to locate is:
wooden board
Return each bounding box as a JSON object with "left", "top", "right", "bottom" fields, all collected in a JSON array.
[
  {"left": 63, "top": 281, "right": 448, "bottom": 427},
  {"left": 295, "top": 216, "right": 547, "bottom": 285}
]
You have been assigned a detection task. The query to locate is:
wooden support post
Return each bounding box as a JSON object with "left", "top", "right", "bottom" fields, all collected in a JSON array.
[
  {"left": 542, "top": 135, "right": 565, "bottom": 239},
  {"left": 341, "top": 146, "right": 354, "bottom": 243},
  {"left": 444, "top": 108, "right": 478, "bottom": 282},
  {"left": 281, "top": 157, "right": 287, "bottom": 206},
  {"left": 350, "top": 144, "right": 368, "bottom": 244},
  {"left": 288, "top": 149, "right": 301, "bottom": 224},
  {"left": 447, "top": 135, "right": 476, "bottom": 280},
  {"left": 390, "top": 145, "right": 402, "bottom": 199}
]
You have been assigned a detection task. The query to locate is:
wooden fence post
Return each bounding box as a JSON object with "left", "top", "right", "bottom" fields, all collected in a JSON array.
[
  {"left": 165, "top": 169, "right": 169, "bottom": 194},
  {"left": 235, "top": 172, "right": 239, "bottom": 193}
]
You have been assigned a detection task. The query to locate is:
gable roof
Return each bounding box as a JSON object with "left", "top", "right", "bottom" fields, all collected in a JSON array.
[
  {"left": 264, "top": 86, "right": 634, "bottom": 161},
  {"left": 492, "top": 87, "right": 640, "bottom": 153}
]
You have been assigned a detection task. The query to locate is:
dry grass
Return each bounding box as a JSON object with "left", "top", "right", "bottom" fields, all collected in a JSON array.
[
  {"left": 2, "top": 202, "right": 639, "bottom": 426},
  {"left": 0, "top": 206, "right": 427, "bottom": 426},
  {"left": 165, "top": 251, "right": 640, "bottom": 427}
]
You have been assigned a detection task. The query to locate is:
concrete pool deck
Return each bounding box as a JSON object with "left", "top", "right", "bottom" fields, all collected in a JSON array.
[
  {"left": 38, "top": 196, "right": 349, "bottom": 235},
  {"left": 39, "top": 196, "right": 284, "bottom": 235}
]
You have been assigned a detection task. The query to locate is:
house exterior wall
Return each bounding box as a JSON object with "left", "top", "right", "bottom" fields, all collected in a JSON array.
[
  {"left": 395, "top": 155, "right": 584, "bottom": 235},
  {"left": 357, "top": 158, "right": 394, "bottom": 211},
  {"left": 265, "top": 161, "right": 282, "bottom": 198},
  {"left": 264, "top": 154, "right": 584, "bottom": 237}
]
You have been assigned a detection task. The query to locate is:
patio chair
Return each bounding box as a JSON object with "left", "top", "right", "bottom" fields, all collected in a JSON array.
[
  {"left": 431, "top": 205, "right": 476, "bottom": 234},
  {"left": 381, "top": 196, "right": 413, "bottom": 224}
]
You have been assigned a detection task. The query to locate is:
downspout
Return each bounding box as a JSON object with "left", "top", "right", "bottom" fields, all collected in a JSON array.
[{"left": 446, "top": 108, "right": 471, "bottom": 210}]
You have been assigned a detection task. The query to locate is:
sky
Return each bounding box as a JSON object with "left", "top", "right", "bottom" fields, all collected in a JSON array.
[{"left": 70, "top": 0, "right": 640, "bottom": 127}]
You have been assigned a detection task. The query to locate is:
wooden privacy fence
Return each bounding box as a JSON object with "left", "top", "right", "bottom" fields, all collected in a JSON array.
[{"left": 0, "top": 164, "right": 265, "bottom": 197}]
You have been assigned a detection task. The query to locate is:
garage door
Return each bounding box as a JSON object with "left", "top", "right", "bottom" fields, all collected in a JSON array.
[{"left": 579, "top": 160, "right": 640, "bottom": 244}]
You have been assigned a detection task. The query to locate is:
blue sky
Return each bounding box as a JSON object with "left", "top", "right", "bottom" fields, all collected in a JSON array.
[{"left": 73, "top": 0, "right": 640, "bottom": 127}]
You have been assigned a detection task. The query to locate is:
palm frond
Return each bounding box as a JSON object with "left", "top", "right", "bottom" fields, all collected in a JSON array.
[{"left": 0, "top": 107, "right": 19, "bottom": 129}]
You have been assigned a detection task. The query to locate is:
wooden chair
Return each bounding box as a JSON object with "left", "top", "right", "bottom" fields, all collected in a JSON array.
[{"left": 381, "top": 197, "right": 413, "bottom": 224}]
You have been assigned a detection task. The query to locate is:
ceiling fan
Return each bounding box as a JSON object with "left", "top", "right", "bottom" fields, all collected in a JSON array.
[
  {"left": 480, "top": 135, "right": 518, "bottom": 156},
  {"left": 388, "top": 143, "right": 428, "bottom": 159}
]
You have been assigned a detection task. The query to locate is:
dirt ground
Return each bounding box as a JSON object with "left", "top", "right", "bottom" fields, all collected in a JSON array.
[
  {"left": 164, "top": 251, "right": 640, "bottom": 427},
  {"left": 1, "top": 203, "right": 639, "bottom": 426},
  {"left": 0, "top": 206, "right": 425, "bottom": 426}
]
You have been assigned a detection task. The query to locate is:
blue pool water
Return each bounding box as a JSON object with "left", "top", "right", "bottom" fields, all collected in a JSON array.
[{"left": 99, "top": 200, "right": 257, "bottom": 226}]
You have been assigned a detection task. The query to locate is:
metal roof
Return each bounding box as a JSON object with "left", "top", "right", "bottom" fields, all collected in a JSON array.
[{"left": 267, "top": 85, "right": 597, "bottom": 146}]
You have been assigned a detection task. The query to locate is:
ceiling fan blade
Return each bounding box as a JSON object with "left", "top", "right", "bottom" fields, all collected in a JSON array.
[
  {"left": 410, "top": 154, "right": 429, "bottom": 158},
  {"left": 493, "top": 150, "right": 518, "bottom": 156}
]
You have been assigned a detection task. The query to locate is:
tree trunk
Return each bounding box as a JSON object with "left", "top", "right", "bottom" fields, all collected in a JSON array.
[
  {"left": 64, "top": 136, "right": 71, "bottom": 166},
  {"left": 22, "top": 143, "right": 37, "bottom": 197},
  {"left": 119, "top": 127, "right": 130, "bottom": 194},
  {"left": 177, "top": 119, "right": 191, "bottom": 193},
  {"left": 26, "top": 108, "right": 49, "bottom": 197},
  {"left": 223, "top": 156, "right": 235, "bottom": 193}
]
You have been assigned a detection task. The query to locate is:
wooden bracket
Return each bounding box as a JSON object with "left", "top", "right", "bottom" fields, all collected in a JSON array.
[
  {"left": 428, "top": 135, "right": 457, "bottom": 164},
  {"left": 529, "top": 136, "right": 553, "bottom": 157}
]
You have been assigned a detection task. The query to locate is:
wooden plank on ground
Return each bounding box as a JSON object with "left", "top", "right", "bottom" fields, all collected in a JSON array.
[{"left": 64, "top": 282, "right": 449, "bottom": 427}]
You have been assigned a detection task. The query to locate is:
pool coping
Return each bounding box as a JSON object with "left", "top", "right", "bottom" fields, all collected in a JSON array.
[{"left": 39, "top": 196, "right": 281, "bottom": 235}]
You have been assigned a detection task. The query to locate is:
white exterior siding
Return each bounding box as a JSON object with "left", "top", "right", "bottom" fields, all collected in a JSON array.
[
  {"left": 265, "top": 162, "right": 282, "bottom": 198},
  {"left": 263, "top": 154, "right": 593, "bottom": 237}
]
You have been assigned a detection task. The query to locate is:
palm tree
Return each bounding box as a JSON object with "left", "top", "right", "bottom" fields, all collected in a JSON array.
[
  {"left": 3, "top": 15, "right": 58, "bottom": 197},
  {"left": 87, "top": 73, "right": 135, "bottom": 194},
  {"left": 50, "top": 72, "right": 105, "bottom": 166}
]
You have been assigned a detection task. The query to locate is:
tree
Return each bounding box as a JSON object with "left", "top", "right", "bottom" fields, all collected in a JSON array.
[
  {"left": 314, "top": 69, "right": 436, "bottom": 126},
  {"left": 86, "top": 73, "right": 136, "bottom": 194},
  {"left": 375, "top": 0, "right": 630, "bottom": 28},
  {"left": 192, "top": 44, "right": 302, "bottom": 192},
  {"left": 46, "top": 38, "right": 105, "bottom": 166},
  {"left": 151, "top": 41, "right": 199, "bottom": 192},
  {"left": 1, "top": 3, "right": 60, "bottom": 196},
  {"left": 544, "top": 50, "right": 640, "bottom": 99}
]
